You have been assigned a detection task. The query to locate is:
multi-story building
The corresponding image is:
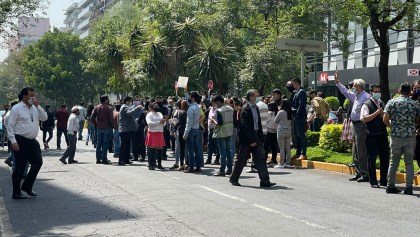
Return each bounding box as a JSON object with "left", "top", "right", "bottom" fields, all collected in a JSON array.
[
  {"left": 8, "top": 17, "right": 50, "bottom": 54},
  {"left": 308, "top": 23, "right": 420, "bottom": 98},
  {"left": 63, "top": 0, "right": 122, "bottom": 39}
]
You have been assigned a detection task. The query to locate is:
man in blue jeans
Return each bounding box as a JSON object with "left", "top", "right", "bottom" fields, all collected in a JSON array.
[
  {"left": 91, "top": 95, "right": 114, "bottom": 164},
  {"left": 212, "top": 95, "right": 234, "bottom": 176},
  {"left": 290, "top": 78, "right": 308, "bottom": 161},
  {"left": 183, "top": 91, "right": 203, "bottom": 173}
]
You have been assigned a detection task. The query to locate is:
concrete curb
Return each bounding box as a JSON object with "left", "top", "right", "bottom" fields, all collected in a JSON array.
[{"left": 291, "top": 159, "right": 420, "bottom": 186}]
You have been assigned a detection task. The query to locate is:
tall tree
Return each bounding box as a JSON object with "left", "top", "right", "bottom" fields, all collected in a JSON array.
[{"left": 22, "top": 29, "right": 93, "bottom": 107}]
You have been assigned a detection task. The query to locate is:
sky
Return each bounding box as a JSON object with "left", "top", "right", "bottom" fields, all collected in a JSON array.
[{"left": 0, "top": 0, "right": 76, "bottom": 61}]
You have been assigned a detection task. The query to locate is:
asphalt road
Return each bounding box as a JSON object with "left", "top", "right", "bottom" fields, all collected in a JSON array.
[{"left": 0, "top": 133, "right": 419, "bottom": 237}]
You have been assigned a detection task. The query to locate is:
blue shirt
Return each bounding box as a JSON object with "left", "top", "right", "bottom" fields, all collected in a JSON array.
[
  {"left": 184, "top": 103, "right": 200, "bottom": 138},
  {"left": 337, "top": 82, "right": 370, "bottom": 122}
]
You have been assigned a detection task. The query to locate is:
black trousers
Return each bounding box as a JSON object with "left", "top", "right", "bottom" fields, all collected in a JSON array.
[
  {"left": 132, "top": 127, "right": 146, "bottom": 159},
  {"left": 42, "top": 127, "right": 53, "bottom": 144},
  {"left": 57, "top": 127, "right": 69, "bottom": 147},
  {"left": 366, "top": 134, "right": 389, "bottom": 186},
  {"left": 230, "top": 142, "right": 270, "bottom": 184},
  {"left": 120, "top": 131, "right": 134, "bottom": 164},
  {"left": 264, "top": 132, "right": 278, "bottom": 163},
  {"left": 12, "top": 135, "right": 43, "bottom": 196}
]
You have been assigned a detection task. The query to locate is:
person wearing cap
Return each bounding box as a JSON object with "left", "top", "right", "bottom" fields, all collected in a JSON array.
[{"left": 59, "top": 106, "right": 80, "bottom": 164}]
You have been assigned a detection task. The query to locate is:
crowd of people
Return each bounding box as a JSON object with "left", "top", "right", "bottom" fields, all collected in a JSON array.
[{"left": 1, "top": 75, "right": 420, "bottom": 199}]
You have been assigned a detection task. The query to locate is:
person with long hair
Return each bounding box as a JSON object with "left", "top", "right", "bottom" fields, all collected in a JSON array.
[
  {"left": 275, "top": 99, "right": 293, "bottom": 168},
  {"left": 145, "top": 102, "right": 166, "bottom": 170},
  {"left": 265, "top": 102, "right": 279, "bottom": 167},
  {"left": 171, "top": 100, "right": 189, "bottom": 170}
]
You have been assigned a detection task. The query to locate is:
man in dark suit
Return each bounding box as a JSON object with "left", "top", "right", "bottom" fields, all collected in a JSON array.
[{"left": 229, "top": 89, "right": 276, "bottom": 188}]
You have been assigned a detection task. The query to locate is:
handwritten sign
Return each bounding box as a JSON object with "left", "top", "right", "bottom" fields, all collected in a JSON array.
[{"left": 177, "top": 76, "right": 189, "bottom": 88}]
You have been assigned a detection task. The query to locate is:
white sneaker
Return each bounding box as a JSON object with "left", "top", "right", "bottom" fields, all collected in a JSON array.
[
  {"left": 274, "top": 165, "right": 284, "bottom": 168},
  {"left": 284, "top": 164, "right": 294, "bottom": 168}
]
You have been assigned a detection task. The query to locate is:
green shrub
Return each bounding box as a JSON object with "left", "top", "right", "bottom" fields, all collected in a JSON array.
[
  {"left": 307, "top": 131, "right": 320, "bottom": 147},
  {"left": 325, "top": 96, "right": 340, "bottom": 111},
  {"left": 319, "top": 124, "right": 351, "bottom": 153},
  {"left": 343, "top": 99, "right": 350, "bottom": 110}
]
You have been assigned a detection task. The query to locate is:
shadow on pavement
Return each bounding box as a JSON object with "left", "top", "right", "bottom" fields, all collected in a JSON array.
[{"left": 0, "top": 165, "right": 136, "bottom": 236}]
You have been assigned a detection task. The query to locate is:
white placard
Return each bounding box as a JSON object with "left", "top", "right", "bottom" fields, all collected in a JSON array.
[{"left": 177, "top": 76, "right": 189, "bottom": 88}]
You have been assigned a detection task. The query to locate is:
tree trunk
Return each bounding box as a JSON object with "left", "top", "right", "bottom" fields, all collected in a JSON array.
[{"left": 378, "top": 28, "right": 391, "bottom": 103}]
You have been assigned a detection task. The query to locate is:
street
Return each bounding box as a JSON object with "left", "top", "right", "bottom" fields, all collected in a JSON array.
[{"left": 0, "top": 134, "right": 419, "bottom": 237}]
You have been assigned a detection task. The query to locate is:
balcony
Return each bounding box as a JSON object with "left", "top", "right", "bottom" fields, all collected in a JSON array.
[
  {"left": 80, "top": 30, "right": 90, "bottom": 39},
  {"left": 79, "top": 0, "right": 94, "bottom": 8},
  {"left": 78, "top": 18, "right": 90, "bottom": 31},
  {"left": 78, "top": 5, "right": 93, "bottom": 20}
]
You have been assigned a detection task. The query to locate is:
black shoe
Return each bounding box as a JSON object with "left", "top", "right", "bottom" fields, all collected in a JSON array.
[
  {"left": 102, "top": 161, "right": 112, "bottom": 165},
  {"left": 12, "top": 194, "right": 27, "bottom": 200},
  {"left": 113, "top": 154, "right": 119, "bottom": 158},
  {"left": 184, "top": 169, "right": 194, "bottom": 173},
  {"left": 226, "top": 171, "right": 232, "bottom": 176},
  {"left": 349, "top": 175, "right": 361, "bottom": 181},
  {"left": 213, "top": 171, "right": 225, "bottom": 177},
  {"left": 96, "top": 160, "right": 102, "bottom": 164},
  {"left": 157, "top": 165, "right": 165, "bottom": 170},
  {"left": 260, "top": 182, "right": 276, "bottom": 188},
  {"left": 68, "top": 160, "right": 78, "bottom": 164},
  {"left": 194, "top": 168, "right": 202, "bottom": 173},
  {"left": 118, "top": 162, "right": 126, "bottom": 166},
  {"left": 205, "top": 159, "right": 211, "bottom": 164},
  {"left": 132, "top": 158, "right": 139, "bottom": 161},
  {"left": 4, "top": 158, "right": 12, "bottom": 167},
  {"left": 380, "top": 182, "right": 387, "bottom": 187},
  {"left": 149, "top": 166, "right": 155, "bottom": 170},
  {"left": 229, "top": 180, "right": 241, "bottom": 186},
  {"left": 59, "top": 158, "right": 67, "bottom": 164},
  {"left": 371, "top": 184, "right": 380, "bottom": 188},
  {"left": 57, "top": 147, "right": 62, "bottom": 150},
  {"left": 21, "top": 188, "right": 37, "bottom": 197},
  {"left": 140, "top": 158, "right": 146, "bottom": 162},
  {"left": 386, "top": 187, "right": 402, "bottom": 194},
  {"left": 357, "top": 177, "right": 369, "bottom": 183},
  {"left": 403, "top": 187, "right": 413, "bottom": 195}
]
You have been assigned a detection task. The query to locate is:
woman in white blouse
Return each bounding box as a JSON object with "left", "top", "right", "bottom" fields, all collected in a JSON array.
[{"left": 145, "top": 102, "right": 166, "bottom": 170}]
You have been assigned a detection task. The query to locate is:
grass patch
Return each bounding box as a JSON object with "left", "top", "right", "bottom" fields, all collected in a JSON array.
[{"left": 294, "top": 147, "right": 420, "bottom": 174}]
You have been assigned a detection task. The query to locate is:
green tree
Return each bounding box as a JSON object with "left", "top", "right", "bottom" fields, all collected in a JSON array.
[
  {"left": 0, "top": 52, "right": 26, "bottom": 104},
  {"left": 22, "top": 29, "right": 94, "bottom": 107}
]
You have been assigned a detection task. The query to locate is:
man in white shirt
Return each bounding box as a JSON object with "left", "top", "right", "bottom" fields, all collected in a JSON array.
[
  {"left": 7, "top": 87, "right": 48, "bottom": 199},
  {"left": 60, "top": 106, "right": 80, "bottom": 164},
  {"left": 78, "top": 102, "right": 87, "bottom": 140}
]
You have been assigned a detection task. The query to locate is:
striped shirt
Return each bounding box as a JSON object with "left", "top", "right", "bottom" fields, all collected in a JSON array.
[{"left": 257, "top": 101, "right": 268, "bottom": 135}]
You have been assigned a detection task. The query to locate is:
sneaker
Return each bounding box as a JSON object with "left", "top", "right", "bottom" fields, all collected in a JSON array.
[
  {"left": 59, "top": 158, "right": 67, "bottom": 164},
  {"left": 284, "top": 164, "right": 294, "bottom": 168},
  {"left": 274, "top": 164, "right": 284, "bottom": 168}
]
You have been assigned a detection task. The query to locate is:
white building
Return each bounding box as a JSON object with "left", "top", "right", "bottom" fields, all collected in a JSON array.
[
  {"left": 63, "top": 0, "right": 122, "bottom": 39},
  {"left": 8, "top": 17, "right": 51, "bottom": 54}
]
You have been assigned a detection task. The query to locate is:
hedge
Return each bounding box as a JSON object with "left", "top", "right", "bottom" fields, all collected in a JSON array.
[{"left": 319, "top": 124, "right": 351, "bottom": 153}]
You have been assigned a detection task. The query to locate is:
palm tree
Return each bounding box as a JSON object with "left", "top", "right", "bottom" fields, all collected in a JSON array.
[{"left": 188, "top": 34, "right": 237, "bottom": 93}]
